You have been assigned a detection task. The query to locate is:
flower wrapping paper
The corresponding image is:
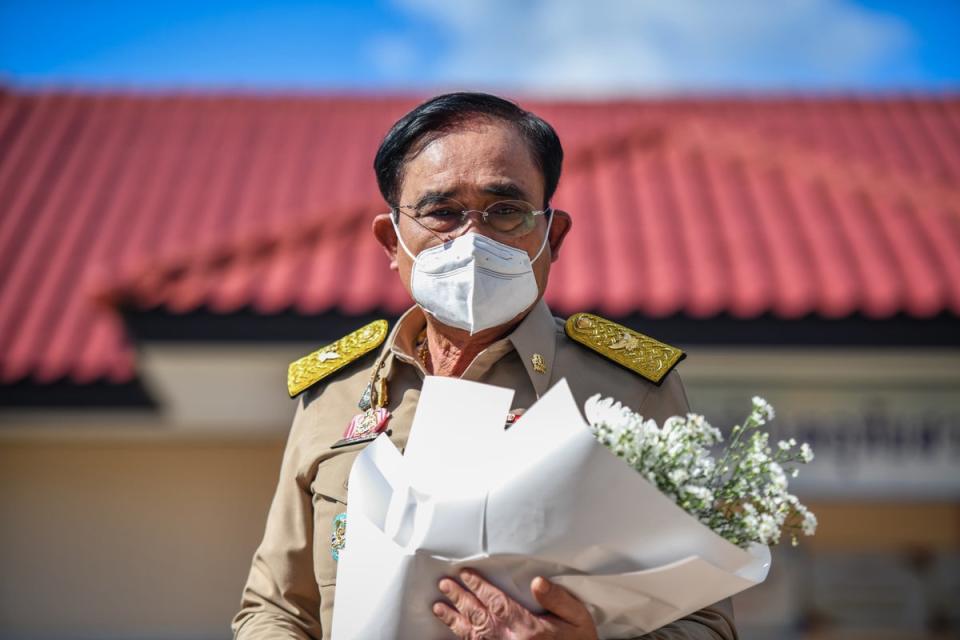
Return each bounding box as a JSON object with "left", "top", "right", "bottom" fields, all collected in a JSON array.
[{"left": 331, "top": 377, "right": 770, "bottom": 639}]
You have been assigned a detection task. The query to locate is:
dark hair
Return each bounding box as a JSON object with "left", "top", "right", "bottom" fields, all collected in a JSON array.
[{"left": 374, "top": 92, "right": 563, "bottom": 208}]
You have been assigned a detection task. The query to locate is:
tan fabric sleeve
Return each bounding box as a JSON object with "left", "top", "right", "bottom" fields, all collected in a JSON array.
[
  {"left": 232, "top": 398, "right": 323, "bottom": 639},
  {"left": 630, "top": 369, "right": 739, "bottom": 640},
  {"left": 636, "top": 598, "right": 737, "bottom": 640},
  {"left": 633, "top": 367, "right": 691, "bottom": 425}
]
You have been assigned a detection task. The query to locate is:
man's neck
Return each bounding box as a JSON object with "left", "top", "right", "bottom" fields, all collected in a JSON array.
[{"left": 422, "top": 314, "right": 522, "bottom": 377}]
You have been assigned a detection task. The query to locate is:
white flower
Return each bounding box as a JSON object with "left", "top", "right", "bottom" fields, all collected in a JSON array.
[
  {"left": 802, "top": 509, "right": 818, "bottom": 535},
  {"left": 664, "top": 415, "right": 685, "bottom": 431},
  {"left": 768, "top": 462, "right": 788, "bottom": 490},
  {"left": 586, "top": 394, "right": 815, "bottom": 549},
  {"left": 751, "top": 396, "right": 775, "bottom": 422},
  {"left": 757, "top": 513, "right": 778, "bottom": 544},
  {"left": 683, "top": 485, "right": 714, "bottom": 504},
  {"left": 777, "top": 438, "right": 797, "bottom": 452}
]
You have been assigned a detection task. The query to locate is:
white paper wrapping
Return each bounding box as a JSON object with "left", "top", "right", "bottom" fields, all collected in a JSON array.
[{"left": 331, "top": 377, "right": 770, "bottom": 639}]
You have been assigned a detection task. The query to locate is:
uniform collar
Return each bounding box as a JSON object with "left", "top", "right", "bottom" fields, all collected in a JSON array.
[
  {"left": 378, "top": 299, "right": 558, "bottom": 396},
  {"left": 507, "top": 297, "right": 558, "bottom": 399},
  {"left": 390, "top": 305, "right": 428, "bottom": 366}
]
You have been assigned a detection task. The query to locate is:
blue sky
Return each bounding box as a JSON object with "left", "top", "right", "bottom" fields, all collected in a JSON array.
[{"left": 1, "top": 0, "right": 957, "bottom": 95}]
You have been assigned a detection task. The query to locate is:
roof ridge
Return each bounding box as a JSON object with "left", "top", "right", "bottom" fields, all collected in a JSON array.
[{"left": 92, "top": 201, "right": 381, "bottom": 309}]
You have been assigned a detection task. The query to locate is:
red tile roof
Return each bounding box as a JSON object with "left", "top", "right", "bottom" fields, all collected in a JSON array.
[{"left": 1, "top": 89, "right": 959, "bottom": 385}]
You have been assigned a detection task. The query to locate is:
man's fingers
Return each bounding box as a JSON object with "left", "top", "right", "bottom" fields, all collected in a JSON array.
[
  {"left": 432, "top": 601, "right": 473, "bottom": 639},
  {"left": 439, "top": 577, "right": 487, "bottom": 620},
  {"left": 531, "top": 576, "right": 595, "bottom": 627},
  {"left": 460, "top": 569, "right": 515, "bottom": 620},
  {"left": 438, "top": 576, "right": 502, "bottom": 634}
]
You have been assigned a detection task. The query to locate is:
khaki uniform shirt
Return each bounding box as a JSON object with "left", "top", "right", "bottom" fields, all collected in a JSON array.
[{"left": 232, "top": 300, "right": 736, "bottom": 639}]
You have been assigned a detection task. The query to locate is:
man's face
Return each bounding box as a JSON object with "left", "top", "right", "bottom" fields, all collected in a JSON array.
[{"left": 373, "top": 117, "right": 571, "bottom": 331}]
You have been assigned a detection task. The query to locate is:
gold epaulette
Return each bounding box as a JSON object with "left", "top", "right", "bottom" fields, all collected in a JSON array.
[
  {"left": 565, "top": 313, "right": 685, "bottom": 385},
  {"left": 287, "top": 320, "right": 389, "bottom": 398}
]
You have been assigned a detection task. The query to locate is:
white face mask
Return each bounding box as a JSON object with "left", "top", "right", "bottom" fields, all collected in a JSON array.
[{"left": 393, "top": 215, "right": 553, "bottom": 334}]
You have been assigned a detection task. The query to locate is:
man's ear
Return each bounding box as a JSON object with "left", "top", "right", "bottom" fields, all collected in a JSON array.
[
  {"left": 372, "top": 213, "right": 399, "bottom": 271},
  {"left": 547, "top": 210, "right": 572, "bottom": 263}
]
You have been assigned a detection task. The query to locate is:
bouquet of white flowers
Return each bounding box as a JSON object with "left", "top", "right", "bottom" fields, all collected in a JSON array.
[
  {"left": 586, "top": 395, "right": 817, "bottom": 548},
  {"left": 332, "top": 378, "right": 787, "bottom": 638}
]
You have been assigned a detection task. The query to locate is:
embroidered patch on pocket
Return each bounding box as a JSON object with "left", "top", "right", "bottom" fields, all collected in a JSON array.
[{"left": 330, "top": 512, "right": 347, "bottom": 561}]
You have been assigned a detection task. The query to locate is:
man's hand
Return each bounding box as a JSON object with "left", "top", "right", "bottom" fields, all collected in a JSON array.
[{"left": 432, "top": 569, "right": 599, "bottom": 640}]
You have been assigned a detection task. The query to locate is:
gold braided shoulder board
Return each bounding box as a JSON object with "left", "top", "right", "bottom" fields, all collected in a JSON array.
[
  {"left": 287, "top": 320, "right": 389, "bottom": 398},
  {"left": 565, "top": 313, "right": 685, "bottom": 385}
]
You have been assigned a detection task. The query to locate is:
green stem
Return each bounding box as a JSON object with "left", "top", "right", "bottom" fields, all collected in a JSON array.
[{"left": 711, "top": 413, "right": 757, "bottom": 491}]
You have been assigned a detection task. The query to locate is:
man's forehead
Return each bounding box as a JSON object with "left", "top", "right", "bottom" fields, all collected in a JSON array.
[
  {"left": 401, "top": 124, "right": 543, "bottom": 200},
  {"left": 412, "top": 181, "right": 531, "bottom": 205},
  {"left": 419, "top": 117, "right": 526, "bottom": 153}
]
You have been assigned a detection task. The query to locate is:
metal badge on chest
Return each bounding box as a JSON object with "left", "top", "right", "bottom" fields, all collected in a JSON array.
[{"left": 331, "top": 359, "right": 393, "bottom": 449}]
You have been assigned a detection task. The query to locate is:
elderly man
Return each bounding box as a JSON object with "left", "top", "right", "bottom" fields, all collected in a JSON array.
[{"left": 232, "top": 93, "right": 736, "bottom": 639}]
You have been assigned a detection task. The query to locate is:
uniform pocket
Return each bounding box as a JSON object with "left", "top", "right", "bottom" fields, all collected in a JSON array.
[{"left": 311, "top": 452, "right": 358, "bottom": 587}]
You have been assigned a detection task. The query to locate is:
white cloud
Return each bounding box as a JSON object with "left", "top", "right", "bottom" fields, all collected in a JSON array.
[
  {"left": 378, "top": 0, "right": 915, "bottom": 95},
  {"left": 366, "top": 34, "right": 422, "bottom": 80}
]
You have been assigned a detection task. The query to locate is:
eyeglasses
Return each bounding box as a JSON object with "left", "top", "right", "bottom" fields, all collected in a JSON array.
[{"left": 392, "top": 198, "right": 551, "bottom": 239}]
